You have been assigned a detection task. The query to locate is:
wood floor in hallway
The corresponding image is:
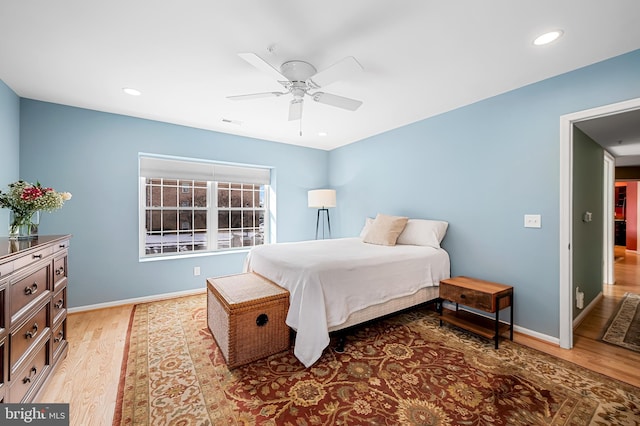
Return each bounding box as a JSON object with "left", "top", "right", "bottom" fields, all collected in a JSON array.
[{"left": 516, "top": 248, "right": 640, "bottom": 388}]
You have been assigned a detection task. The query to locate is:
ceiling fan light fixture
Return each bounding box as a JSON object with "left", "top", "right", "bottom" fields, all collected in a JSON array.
[
  {"left": 533, "top": 30, "right": 564, "bottom": 46},
  {"left": 123, "top": 87, "right": 142, "bottom": 96}
]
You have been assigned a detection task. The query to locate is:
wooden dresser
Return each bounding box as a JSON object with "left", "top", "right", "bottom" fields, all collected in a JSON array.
[{"left": 0, "top": 235, "right": 70, "bottom": 403}]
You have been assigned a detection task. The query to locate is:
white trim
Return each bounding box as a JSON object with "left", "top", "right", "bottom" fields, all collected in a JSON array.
[
  {"left": 441, "top": 302, "right": 559, "bottom": 345},
  {"left": 559, "top": 97, "right": 640, "bottom": 349},
  {"left": 514, "top": 325, "right": 560, "bottom": 346},
  {"left": 67, "top": 288, "right": 206, "bottom": 313},
  {"left": 573, "top": 291, "right": 604, "bottom": 328},
  {"left": 604, "top": 151, "right": 615, "bottom": 285}
]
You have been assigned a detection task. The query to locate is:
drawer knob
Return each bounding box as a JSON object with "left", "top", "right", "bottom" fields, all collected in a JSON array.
[
  {"left": 55, "top": 266, "right": 65, "bottom": 275},
  {"left": 24, "top": 282, "right": 38, "bottom": 295},
  {"left": 54, "top": 330, "right": 64, "bottom": 343},
  {"left": 25, "top": 323, "right": 39, "bottom": 339},
  {"left": 460, "top": 294, "right": 466, "bottom": 299},
  {"left": 55, "top": 299, "right": 64, "bottom": 309},
  {"left": 22, "top": 366, "right": 37, "bottom": 384},
  {"left": 256, "top": 313, "right": 269, "bottom": 327}
]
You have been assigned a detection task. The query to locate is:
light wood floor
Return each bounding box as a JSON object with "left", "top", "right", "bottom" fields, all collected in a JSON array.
[{"left": 38, "top": 252, "right": 640, "bottom": 425}]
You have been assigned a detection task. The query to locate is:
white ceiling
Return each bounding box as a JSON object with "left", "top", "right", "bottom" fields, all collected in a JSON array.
[
  {"left": 576, "top": 109, "right": 640, "bottom": 166},
  {"left": 1, "top": 1, "right": 639, "bottom": 151}
]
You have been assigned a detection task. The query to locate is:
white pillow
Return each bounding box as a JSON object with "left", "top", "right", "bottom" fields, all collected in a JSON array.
[
  {"left": 362, "top": 214, "right": 409, "bottom": 246},
  {"left": 359, "top": 217, "right": 374, "bottom": 238},
  {"left": 396, "top": 219, "right": 448, "bottom": 248}
]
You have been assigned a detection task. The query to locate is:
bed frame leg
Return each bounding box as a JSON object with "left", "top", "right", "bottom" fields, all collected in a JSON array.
[{"left": 334, "top": 335, "right": 346, "bottom": 353}]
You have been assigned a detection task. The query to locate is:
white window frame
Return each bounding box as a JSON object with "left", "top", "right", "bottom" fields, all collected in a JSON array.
[{"left": 138, "top": 153, "right": 272, "bottom": 261}]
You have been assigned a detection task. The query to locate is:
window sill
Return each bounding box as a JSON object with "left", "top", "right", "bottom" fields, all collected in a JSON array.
[{"left": 139, "top": 248, "right": 251, "bottom": 263}]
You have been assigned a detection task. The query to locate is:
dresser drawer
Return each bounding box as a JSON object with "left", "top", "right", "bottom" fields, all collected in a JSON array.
[
  {"left": 51, "top": 319, "right": 66, "bottom": 361},
  {"left": 10, "top": 302, "right": 50, "bottom": 368},
  {"left": 9, "top": 339, "right": 49, "bottom": 403},
  {"left": 52, "top": 286, "right": 66, "bottom": 325},
  {"left": 53, "top": 255, "right": 67, "bottom": 290},
  {"left": 440, "top": 282, "right": 494, "bottom": 312},
  {"left": 53, "top": 240, "right": 70, "bottom": 254},
  {"left": 10, "top": 264, "right": 50, "bottom": 321},
  {"left": 13, "top": 247, "right": 53, "bottom": 272},
  {"left": 0, "top": 337, "right": 6, "bottom": 398},
  {"left": 0, "top": 261, "right": 13, "bottom": 280},
  {"left": 0, "top": 282, "right": 7, "bottom": 335}
]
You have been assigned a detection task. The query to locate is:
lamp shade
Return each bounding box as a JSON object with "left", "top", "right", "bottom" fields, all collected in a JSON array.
[{"left": 308, "top": 189, "right": 336, "bottom": 208}]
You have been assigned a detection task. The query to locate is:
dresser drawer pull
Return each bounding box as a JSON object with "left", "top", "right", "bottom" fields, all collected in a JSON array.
[
  {"left": 22, "top": 367, "right": 37, "bottom": 384},
  {"left": 54, "top": 299, "right": 64, "bottom": 309},
  {"left": 54, "top": 330, "right": 64, "bottom": 343},
  {"left": 59, "top": 244, "right": 67, "bottom": 248},
  {"left": 25, "top": 323, "right": 39, "bottom": 339},
  {"left": 460, "top": 294, "right": 466, "bottom": 299},
  {"left": 32, "top": 254, "right": 42, "bottom": 259},
  {"left": 55, "top": 266, "right": 65, "bottom": 275},
  {"left": 24, "top": 283, "right": 38, "bottom": 295}
]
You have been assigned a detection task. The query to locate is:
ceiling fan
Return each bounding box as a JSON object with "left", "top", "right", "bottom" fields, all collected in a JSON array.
[{"left": 228, "top": 53, "right": 364, "bottom": 122}]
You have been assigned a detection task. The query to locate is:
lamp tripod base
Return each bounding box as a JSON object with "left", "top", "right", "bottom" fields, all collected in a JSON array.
[{"left": 315, "top": 208, "right": 331, "bottom": 239}]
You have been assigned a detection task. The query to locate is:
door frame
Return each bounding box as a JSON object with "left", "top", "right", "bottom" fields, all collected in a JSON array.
[
  {"left": 603, "top": 150, "right": 615, "bottom": 285},
  {"left": 559, "top": 97, "right": 640, "bottom": 349}
]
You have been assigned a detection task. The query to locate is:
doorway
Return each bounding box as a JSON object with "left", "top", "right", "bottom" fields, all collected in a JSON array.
[{"left": 559, "top": 97, "right": 640, "bottom": 349}]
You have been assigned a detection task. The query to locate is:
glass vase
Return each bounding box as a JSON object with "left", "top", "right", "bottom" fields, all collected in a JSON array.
[{"left": 8, "top": 210, "right": 39, "bottom": 240}]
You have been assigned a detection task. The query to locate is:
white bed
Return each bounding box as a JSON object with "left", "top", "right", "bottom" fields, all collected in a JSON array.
[{"left": 244, "top": 235, "right": 450, "bottom": 367}]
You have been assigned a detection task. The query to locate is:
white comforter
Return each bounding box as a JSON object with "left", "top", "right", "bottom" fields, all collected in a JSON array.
[{"left": 244, "top": 238, "right": 450, "bottom": 367}]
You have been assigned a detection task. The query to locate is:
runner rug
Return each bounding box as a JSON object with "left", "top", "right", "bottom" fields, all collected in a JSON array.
[
  {"left": 601, "top": 292, "right": 640, "bottom": 352},
  {"left": 113, "top": 294, "right": 640, "bottom": 425}
]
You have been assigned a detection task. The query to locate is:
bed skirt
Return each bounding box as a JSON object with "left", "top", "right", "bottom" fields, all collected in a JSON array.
[{"left": 328, "top": 286, "right": 439, "bottom": 332}]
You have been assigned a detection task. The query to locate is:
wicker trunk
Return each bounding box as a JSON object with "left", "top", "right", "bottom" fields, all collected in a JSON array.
[{"left": 207, "top": 273, "right": 290, "bottom": 368}]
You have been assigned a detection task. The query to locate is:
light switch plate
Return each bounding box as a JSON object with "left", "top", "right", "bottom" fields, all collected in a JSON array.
[{"left": 524, "top": 214, "right": 541, "bottom": 228}]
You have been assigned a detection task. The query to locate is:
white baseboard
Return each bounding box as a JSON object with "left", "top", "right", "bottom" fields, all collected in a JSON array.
[
  {"left": 514, "top": 325, "right": 560, "bottom": 345},
  {"left": 573, "top": 291, "right": 603, "bottom": 328},
  {"left": 67, "top": 288, "right": 206, "bottom": 314},
  {"left": 441, "top": 301, "right": 559, "bottom": 346}
]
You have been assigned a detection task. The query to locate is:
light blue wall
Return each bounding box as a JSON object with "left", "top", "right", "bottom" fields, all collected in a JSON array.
[
  {"left": 0, "top": 80, "right": 20, "bottom": 229},
  {"left": 329, "top": 48, "right": 640, "bottom": 338},
  {"left": 19, "top": 101, "right": 329, "bottom": 307}
]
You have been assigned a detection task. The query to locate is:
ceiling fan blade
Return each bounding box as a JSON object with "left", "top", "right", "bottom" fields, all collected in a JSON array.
[
  {"left": 309, "top": 56, "right": 363, "bottom": 88},
  {"left": 238, "top": 52, "right": 287, "bottom": 82},
  {"left": 312, "top": 92, "right": 362, "bottom": 111},
  {"left": 288, "top": 99, "right": 303, "bottom": 121},
  {"left": 227, "top": 92, "right": 286, "bottom": 101}
]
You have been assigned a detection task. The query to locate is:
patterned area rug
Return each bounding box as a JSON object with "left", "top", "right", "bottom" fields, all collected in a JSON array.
[
  {"left": 113, "top": 294, "right": 640, "bottom": 425},
  {"left": 602, "top": 292, "right": 640, "bottom": 352}
]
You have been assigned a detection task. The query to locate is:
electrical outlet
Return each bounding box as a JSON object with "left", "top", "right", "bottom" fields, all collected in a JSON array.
[
  {"left": 524, "top": 214, "right": 541, "bottom": 228},
  {"left": 193, "top": 266, "right": 200, "bottom": 276}
]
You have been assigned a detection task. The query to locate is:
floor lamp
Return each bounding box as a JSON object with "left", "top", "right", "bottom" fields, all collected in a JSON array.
[{"left": 308, "top": 189, "right": 336, "bottom": 239}]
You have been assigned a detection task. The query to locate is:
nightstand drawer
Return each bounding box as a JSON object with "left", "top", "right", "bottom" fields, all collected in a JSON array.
[{"left": 440, "top": 282, "right": 494, "bottom": 311}]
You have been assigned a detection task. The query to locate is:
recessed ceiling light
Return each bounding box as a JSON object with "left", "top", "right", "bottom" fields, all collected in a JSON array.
[
  {"left": 318, "top": 132, "right": 328, "bottom": 137},
  {"left": 533, "top": 30, "right": 564, "bottom": 46},
  {"left": 123, "top": 87, "right": 141, "bottom": 96}
]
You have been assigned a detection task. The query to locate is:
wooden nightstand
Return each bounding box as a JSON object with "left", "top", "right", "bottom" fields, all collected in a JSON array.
[{"left": 439, "top": 276, "right": 514, "bottom": 348}]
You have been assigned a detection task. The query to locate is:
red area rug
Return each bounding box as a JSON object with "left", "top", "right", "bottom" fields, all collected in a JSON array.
[{"left": 113, "top": 294, "right": 640, "bottom": 425}]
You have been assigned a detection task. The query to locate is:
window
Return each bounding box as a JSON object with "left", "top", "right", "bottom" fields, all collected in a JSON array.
[{"left": 139, "top": 155, "right": 271, "bottom": 259}]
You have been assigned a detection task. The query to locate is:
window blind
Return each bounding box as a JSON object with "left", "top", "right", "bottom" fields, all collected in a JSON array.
[{"left": 139, "top": 155, "right": 271, "bottom": 185}]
